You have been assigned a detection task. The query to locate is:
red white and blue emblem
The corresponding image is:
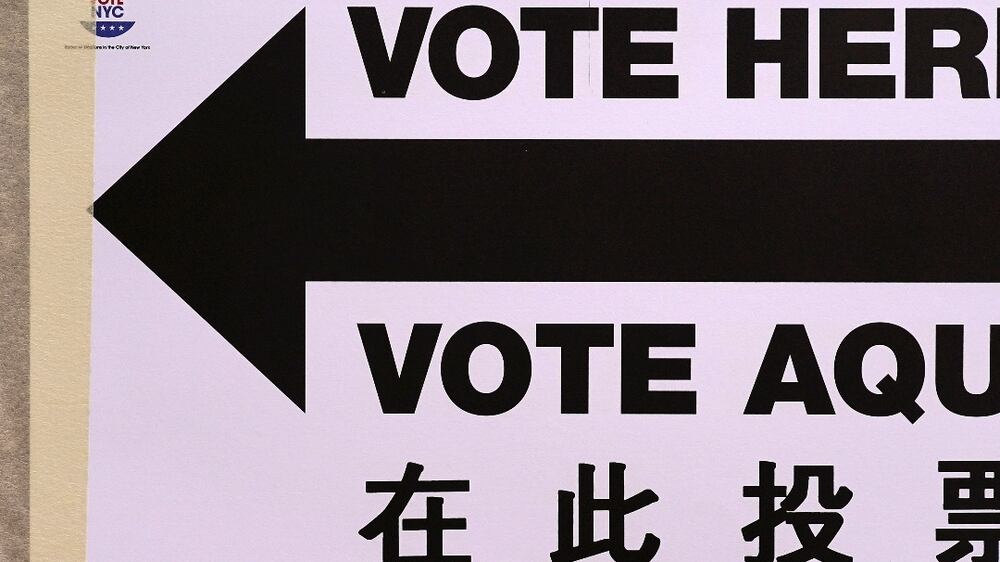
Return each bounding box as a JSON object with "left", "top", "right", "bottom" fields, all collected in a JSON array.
[{"left": 81, "top": 0, "right": 135, "bottom": 38}]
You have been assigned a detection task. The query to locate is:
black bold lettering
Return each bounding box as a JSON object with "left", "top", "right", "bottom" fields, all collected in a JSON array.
[
  {"left": 835, "top": 323, "right": 926, "bottom": 423},
  {"left": 603, "top": 8, "right": 678, "bottom": 99},
  {"left": 520, "top": 8, "right": 599, "bottom": 98},
  {"left": 359, "top": 323, "right": 442, "bottom": 413},
  {"left": 905, "top": 8, "right": 990, "bottom": 98},
  {"left": 621, "top": 324, "right": 696, "bottom": 414},
  {"left": 537, "top": 324, "right": 615, "bottom": 413},
  {"left": 727, "top": 8, "right": 809, "bottom": 98},
  {"left": 349, "top": 7, "right": 432, "bottom": 98},
  {"left": 429, "top": 6, "right": 520, "bottom": 100},
  {"left": 745, "top": 325, "right": 836, "bottom": 415},
  {"left": 820, "top": 9, "right": 895, "bottom": 98},
  {"left": 441, "top": 322, "right": 531, "bottom": 415},
  {"left": 936, "top": 325, "right": 1000, "bottom": 417}
]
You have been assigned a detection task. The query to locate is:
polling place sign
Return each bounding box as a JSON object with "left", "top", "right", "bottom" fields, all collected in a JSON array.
[{"left": 88, "top": 4, "right": 1000, "bottom": 561}]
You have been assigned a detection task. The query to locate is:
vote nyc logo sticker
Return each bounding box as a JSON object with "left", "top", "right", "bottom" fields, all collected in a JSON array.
[{"left": 81, "top": 0, "right": 135, "bottom": 38}]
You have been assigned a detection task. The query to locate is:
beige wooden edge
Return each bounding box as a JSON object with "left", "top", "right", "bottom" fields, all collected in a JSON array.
[{"left": 28, "top": 0, "right": 94, "bottom": 559}]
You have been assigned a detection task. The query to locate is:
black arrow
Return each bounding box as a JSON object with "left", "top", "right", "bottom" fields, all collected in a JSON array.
[{"left": 94, "top": 9, "right": 1000, "bottom": 411}]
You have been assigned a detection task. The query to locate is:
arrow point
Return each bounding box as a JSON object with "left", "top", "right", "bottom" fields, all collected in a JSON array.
[{"left": 94, "top": 10, "right": 308, "bottom": 409}]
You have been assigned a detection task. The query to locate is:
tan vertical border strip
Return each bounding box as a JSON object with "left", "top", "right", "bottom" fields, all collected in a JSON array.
[
  {"left": 28, "top": 0, "right": 94, "bottom": 559},
  {"left": 0, "top": 0, "right": 30, "bottom": 558}
]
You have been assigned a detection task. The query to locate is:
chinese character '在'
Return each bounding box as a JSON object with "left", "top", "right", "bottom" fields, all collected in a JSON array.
[
  {"left": 743, "top": 461, "right": 854, "bottom": 562},
  {"left": 937, "top": 460, "right": 1000, "bottom": 562},
  {"left": 360, "top": 462, "right": 471, "bottom": 562},
  {"left": 551, "top": 462, "right": 661, "bottom": 562}
]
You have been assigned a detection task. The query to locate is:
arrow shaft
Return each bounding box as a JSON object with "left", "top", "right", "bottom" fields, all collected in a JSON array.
[{"left": 302, "top": 139, "right": 999, "bottom": 282}]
